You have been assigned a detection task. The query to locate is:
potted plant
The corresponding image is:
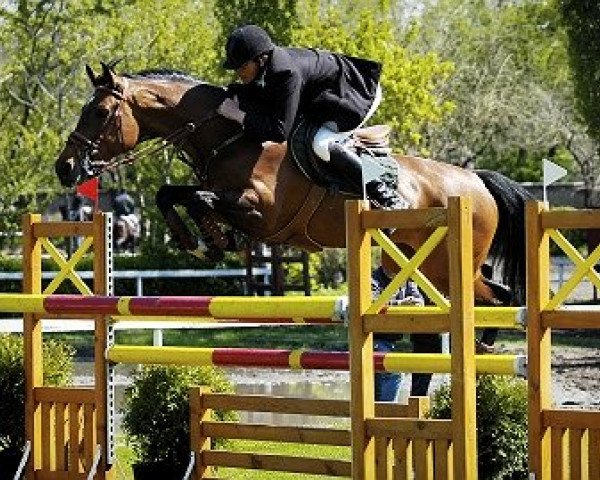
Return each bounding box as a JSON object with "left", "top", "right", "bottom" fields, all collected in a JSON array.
[
  {"left": 0, "top": 334, "right": 74, "bottom": 473},
  {"left": 122, "top": 364, "right": 237, "bottom": 480},
  {"left": 429, "top": 375, "right": 528, "bottom": 479}
]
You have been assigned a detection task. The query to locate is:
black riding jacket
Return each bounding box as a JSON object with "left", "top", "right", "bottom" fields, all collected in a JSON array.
[{"left": 231, "top": 46, "right": 382, "bottom": 143}]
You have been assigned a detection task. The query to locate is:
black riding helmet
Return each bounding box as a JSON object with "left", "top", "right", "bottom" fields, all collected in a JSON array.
[{"left": 223, "top": 25, "right": 275, "bottom": 70}]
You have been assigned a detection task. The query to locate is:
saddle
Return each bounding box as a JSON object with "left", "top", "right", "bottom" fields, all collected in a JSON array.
[{"left": 290, "top": 119, "right": 397, "bottom": 195}]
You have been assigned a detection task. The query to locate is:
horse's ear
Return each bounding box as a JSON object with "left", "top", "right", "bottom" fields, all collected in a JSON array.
[
  {"left": 85, "top": 64, "right": 99, "bottom": 86},
  {"left": 108, "top": 58, "right": 123, "bottom": 71},
  {"left": 100, "top": 61, "right": 117, "bottom": 89}
]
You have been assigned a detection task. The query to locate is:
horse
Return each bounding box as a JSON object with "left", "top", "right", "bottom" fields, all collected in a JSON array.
[
  {"left": 114, "top": 213, "right": 140, "bottom": 253},
  {"left": 55, "top": 63, "right": 531, "bottom": 365}
]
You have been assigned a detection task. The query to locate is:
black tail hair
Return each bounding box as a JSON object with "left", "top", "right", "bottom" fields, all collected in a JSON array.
[{"left": 476, "top": 170, "right": 533, "bottom": 305}]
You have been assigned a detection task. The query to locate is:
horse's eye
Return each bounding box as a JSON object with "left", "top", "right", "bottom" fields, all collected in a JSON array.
[{"left": 95, "top": 106, "right": 110, "bottom": 118}]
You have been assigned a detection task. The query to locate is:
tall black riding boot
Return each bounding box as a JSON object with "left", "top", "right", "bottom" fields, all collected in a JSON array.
[
  {"left": 328, "top": 143, "right": 406, "bottom": 210},
  {"left": 328, "top": 142, "right": 364, "bottom": 193}
]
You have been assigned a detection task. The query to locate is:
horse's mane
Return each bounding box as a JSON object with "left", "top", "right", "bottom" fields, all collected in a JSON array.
[{"left": 124, "top": 69, "right": 203, "bottom": 84}]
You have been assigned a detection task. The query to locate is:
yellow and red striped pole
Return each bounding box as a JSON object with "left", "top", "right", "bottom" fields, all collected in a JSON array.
[
  {"left": 0, "top": 294, "right": 345, "bottom": 322},
  {"left": 106, "top": 345, "right": 525, "bottom": 376}
]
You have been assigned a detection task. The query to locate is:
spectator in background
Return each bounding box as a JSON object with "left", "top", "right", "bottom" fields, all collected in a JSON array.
[
  {"left": 113, "top": 189, "right": 135, "bottom": 217},
  {"left": 60, "top": 194, "right": 92, "bottom": 251},
  {"left": 112, "top": 189, "right": 140, "bottom": 253},
  {"left": 371, "top": 265, "right": 425, "bottom": 402}
]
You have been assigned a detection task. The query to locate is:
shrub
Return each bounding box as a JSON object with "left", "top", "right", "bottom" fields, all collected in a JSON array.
[
  {"left": 429, "top": 375, "right": 528, "bottom": 480},
  {"left": 0, "top": 334, "right": 74, "bottom": 451},
  {"left": 122, "top": 365, "right": 237, "bottom": 467}
]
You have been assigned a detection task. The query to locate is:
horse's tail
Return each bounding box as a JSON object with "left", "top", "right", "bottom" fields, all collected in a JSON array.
[{"left": 476, "top": 170, "right": 533, "bottom": 305}]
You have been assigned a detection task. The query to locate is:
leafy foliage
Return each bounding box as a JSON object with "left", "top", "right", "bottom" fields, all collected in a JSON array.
[
  {"left": 292, "top": 0, "right": 454, "bottom": 150},
  {"left": 559, "top": 0, "right": 600, "bottom": 141},
  {"left": 408, "top": 0, "right": 578, "bottom": 182},
  {"left": 214, "top": 0, "right": 298, "bottom": 47},
  {"left": 121, "top": 365, "right": 237, "bottom": 466},
  {"left": 429, "top": 375, "right": 528, "bottom": 480},
  {"left": 0, "top": 334, "right": 74, "bottom": 451}
]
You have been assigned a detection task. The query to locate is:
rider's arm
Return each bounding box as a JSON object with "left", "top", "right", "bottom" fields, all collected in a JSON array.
[{"left": 242, "top": 69, "right": 301, "bottom": 143}]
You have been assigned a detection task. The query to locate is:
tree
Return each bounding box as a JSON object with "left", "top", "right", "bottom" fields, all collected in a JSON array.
[
  {"left": 214, "top": 0, "right": 298, "bottom": 47},
  {"left": 0, "top": 1, "right": 122, "bottom": 239},
  {"left": 411, "top": 0, "right": 577, "bottom": 182},
  {"left": 559, "top": 1, "right": 600, "bottom": 140},
  {"left": 559, "top": 0, "right": 600, "bottom": 206},
  {"left": 0, "top": 0, "right": 219, "bottom": 244},
  {"left": 291, "top": 0, "right": 454, "bottom": 150}
]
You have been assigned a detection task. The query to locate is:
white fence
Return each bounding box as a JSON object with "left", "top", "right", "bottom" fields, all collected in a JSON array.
[{"left": 0, "top": 267, "right": 271, "bottom": 296}]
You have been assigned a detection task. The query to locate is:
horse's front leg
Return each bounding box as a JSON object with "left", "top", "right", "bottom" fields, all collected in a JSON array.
[
  {"left": 156, "top": 185, "right": 231, "bottom": 261},
  {"left": 156, "top": 185, "right": 200, "bottom": 250}
]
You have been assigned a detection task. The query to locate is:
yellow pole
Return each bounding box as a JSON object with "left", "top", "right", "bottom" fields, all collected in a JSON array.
[
  {"left": 93, "top": 212, "right": 113, "bottom": 480},
  {"left": 190, "top": 386, "right": 213, "bottom": 479},
  {"left": 527, "top": 201, "right": 552, "bottom": 479},
  {"left": 448, "top": 197, "right": 477, "bottom": 480},
  {"left": 23, "top": 214, "right": 42, "bottom": 480},
  {"left": 347, "top": 200, "right": 375, "bottom": 480}
]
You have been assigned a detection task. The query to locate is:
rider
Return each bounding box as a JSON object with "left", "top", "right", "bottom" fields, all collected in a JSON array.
[
  {"left": 113, "top": 189, "right": 135, "bottom": 217},
  {"left": 217, "top": 24, "right": 405, "bottom": 210}
]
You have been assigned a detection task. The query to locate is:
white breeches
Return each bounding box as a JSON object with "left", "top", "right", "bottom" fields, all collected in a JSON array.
[{"left": 312, "top": 84, "right": 382, "bottom": 161}]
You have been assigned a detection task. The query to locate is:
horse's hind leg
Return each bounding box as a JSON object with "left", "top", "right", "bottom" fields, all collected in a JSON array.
[{"left": 474, "top": 268, "right": 514, "bottom": 352}]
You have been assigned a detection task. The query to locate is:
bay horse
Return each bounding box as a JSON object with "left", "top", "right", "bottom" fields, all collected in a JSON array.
[{"left": 55, "top": 63, "right": 530, "bottom": 357}]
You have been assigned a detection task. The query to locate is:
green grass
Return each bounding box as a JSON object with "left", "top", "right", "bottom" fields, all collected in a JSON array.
[
  {"left": 217, "top": 440, "right": 351, "bottom": 479},
  {"left": 114, "top": 439, "right": 351, "bottom": 480},
  {"left": 118, "top": 324, "right": 352, "bottom": 350},
  {"left": 113, "top": 442, "right": 134, "bottom": 480}
]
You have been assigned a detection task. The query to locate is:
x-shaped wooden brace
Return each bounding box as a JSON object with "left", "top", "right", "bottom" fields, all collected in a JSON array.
[
  {"left": 41, "top": 237, "right": 94, "bottom": 295},
  {"left": 546, "top": 229, "right": 600, "bottom": 310},
  {"left": 366, "top": 227, "right": 450, "bottom": 314}
]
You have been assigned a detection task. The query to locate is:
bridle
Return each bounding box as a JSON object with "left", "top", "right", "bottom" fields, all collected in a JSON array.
[
  {"left": 66, "top": 84, "right": 236, "bottom": 181},
  {"left": 67, "top": 85, "right": 130, "bottom": 178}
]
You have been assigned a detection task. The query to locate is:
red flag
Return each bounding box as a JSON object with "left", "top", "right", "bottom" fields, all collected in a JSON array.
[{"left": 76, "top": 177, "right": 99, "bottom": 205}]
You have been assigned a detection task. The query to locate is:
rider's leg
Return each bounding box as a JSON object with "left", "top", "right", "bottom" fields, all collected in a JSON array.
[
  {"left": 374, "top": 337, "right": 402, "bottom": 401},
  {"left": 313, "top": 124, "right": 406, "bottom": 210}
]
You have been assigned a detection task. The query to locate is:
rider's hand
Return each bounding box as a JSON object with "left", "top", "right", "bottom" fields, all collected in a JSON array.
[{"left": 217, "top": 96, "right": 245, "bottom": 124}]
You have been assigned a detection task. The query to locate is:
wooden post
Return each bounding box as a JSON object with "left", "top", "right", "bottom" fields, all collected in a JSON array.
[
  {"left": 447, "top": 197, "right": 477, "bottom": 480},
  {"left": 93, "top": 212, "right": 114, "bottom": 480},
  {"left": 346, "top": 200, "right": 375, "bottom": 479},
  {"left": 527, "top": 201, "right": 552, "bottom": 480},
  {"left": 23, "top": 214, "right": 42, "bottom": 480},
  {"left": 190, "top": 387, "right": 213, "bottom": 479}
]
